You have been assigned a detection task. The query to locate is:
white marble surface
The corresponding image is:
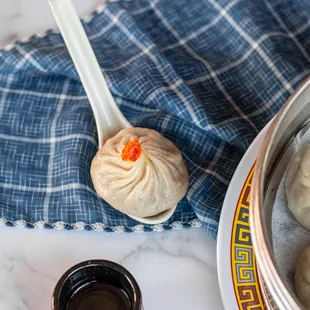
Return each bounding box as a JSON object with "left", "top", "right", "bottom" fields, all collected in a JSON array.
[
  {"left": 0, "top": 0, "right": 103, "bottom": 47},
  {"left": 0, "top": 226, "right": 223, "bottom": 310},
  {"left": 0, "top": 1, "right": 224, "bottom": 309}
]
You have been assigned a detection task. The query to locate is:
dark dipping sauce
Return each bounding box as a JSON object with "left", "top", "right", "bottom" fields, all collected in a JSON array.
[
  {"left": 66, "top": 282, "right": 131, "bottom": 310},
  {"left": 52, "top": 260, "right": 142, "bottom": 310}
]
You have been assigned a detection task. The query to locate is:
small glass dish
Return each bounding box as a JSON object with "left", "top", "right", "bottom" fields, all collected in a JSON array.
[{"left": 52, "top": 259, "right": 143, "bottom": 310}]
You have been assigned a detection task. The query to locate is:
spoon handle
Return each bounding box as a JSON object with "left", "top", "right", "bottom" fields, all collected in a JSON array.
[{"left": 49, "top": 0, "right": 131, "bottom": 149}]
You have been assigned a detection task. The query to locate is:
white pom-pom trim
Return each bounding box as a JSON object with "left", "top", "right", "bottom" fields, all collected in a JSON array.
[{"left": 0, "top": 217, "right": 202, "bottom": 232}]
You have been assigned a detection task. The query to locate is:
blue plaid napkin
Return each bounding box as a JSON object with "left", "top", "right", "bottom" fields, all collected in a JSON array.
[{"left": 0, "top": 0, "right": 309, "bottom": 238}]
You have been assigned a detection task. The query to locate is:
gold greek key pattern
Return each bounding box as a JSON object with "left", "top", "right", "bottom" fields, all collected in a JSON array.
[{"left": 230, "top": 165, "right": 265, "bottom": 309}]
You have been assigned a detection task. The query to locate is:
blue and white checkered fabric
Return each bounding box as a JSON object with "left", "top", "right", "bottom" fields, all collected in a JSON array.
[{"left": 0, "top": 0, "right": 310, "bottom": 238}]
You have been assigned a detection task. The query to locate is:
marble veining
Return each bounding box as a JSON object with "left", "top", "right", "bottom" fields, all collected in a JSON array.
[
  {"left": 0, "top": 0, "right": 102, "bottom": 47},
  {"left": 0, "top": 226, "right": 223, "bottom": 310},
  {"left": 0, "top": 0, "right": 224, "bottom": 309}
]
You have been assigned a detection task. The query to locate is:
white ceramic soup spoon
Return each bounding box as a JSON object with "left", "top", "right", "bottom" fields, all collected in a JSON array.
[{"left": 48, "top": 0, "right": 177, "bottom": 224}]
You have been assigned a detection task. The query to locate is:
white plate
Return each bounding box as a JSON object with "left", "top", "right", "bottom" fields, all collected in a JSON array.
[{"left": 217, "top": 123, "right": 270, "bottom": 310}]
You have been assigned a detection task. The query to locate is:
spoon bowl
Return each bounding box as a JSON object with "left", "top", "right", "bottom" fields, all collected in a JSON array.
[{"left": 49, "top": 0, "right": 176, "bottom": 224}]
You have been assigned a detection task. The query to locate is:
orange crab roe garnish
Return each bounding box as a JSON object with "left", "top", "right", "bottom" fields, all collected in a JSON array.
[{"left": 122, "top": 139, "right": 142, "bottom": 162}]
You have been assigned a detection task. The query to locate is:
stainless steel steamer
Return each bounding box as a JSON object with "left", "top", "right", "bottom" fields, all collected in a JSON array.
[{"left": 251, "top": 78, "right": 310, "bottom": 310}]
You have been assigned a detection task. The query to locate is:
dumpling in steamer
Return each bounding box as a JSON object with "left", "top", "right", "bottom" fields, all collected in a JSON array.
[
  {"left": 91, "top": 128, "right": 189, "bottom": 218},
  {"left": 286, "top": 146, "right": 310, "bottom": 230},
  {"left": 295, "top": 246, "right": 310, "bottom": 309}
]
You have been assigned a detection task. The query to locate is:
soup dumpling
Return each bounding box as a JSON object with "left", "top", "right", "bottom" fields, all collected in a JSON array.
[
  {"left": 295, "top": 246, "right": 310, "bottom": 309},
  {"left": 91, "top": 128, "right": 189, "bottom": 218},
  {"left": 286, "top": 146, "right": 310, "bottom": 230}
]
